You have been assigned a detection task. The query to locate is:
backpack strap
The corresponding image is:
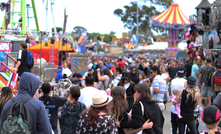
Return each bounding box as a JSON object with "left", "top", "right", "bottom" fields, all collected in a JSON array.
[
  {"left": 20, "top": 96, "right": 33, "bottom": 104},
  {"left": 139, "top": 101, "right": 144, "bottom": 116}
]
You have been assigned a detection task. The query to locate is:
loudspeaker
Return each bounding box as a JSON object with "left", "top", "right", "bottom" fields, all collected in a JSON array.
[{"left": 50, "top": 38, "right": 55, "bottom": 44}]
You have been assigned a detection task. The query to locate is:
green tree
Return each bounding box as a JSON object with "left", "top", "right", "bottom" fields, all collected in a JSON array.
[
  {"left": 52, "top": 27, "right": 62, "bottom": 33},
  {"left": 114, "top": 0, "right": 172, "bottom": 35},
  {"left": 73, "top": 26, "right": 87, "bottom": 36},
  {"left": 87, "top": 32, "right": 116, "bottom": 43}
]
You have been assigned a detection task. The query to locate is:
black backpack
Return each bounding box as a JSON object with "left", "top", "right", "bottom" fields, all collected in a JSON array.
[
  {"left": 1, "top": 97, "right": 35, "bottom": 134},
  {"left": 207, "top": 66, "right": 216, "bottom": 87}
]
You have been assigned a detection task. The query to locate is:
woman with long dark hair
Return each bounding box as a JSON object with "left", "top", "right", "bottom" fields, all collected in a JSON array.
[
  {"left": 60, "top": 86, "right": 86, "bottom": 134},
  {"left": 39, "top": 82, "right": 67, "bottom": 134},
  {"left": 117, "top": 83, "right": 165, "bottom": 134},
  {"left": 76, "top": 90, "right": 117, "bottom": 134},
  {"left": 111, "top": 86, "right": 153, "bottom": 134},
  {"left": 119, "top": 72, "right": 135, "bottom": 113},
  {"left": 97, "top": 68, "right": 112, "bottom": 90},
  {"left": 130, "top": 66, "right": 139, "bottom": 84},
  {"left": 0, "top": 87, "right": 13, "bottom": 115}
]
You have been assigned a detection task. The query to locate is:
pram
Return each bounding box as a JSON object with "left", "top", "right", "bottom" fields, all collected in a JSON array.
[{"left": 185, "top": 105, "right": 200, "bottom": 134}]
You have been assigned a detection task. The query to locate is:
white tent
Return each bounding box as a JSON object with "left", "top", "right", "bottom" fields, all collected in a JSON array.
[{"left": 137, "top": 42, "right": 187, "bottom": 51}]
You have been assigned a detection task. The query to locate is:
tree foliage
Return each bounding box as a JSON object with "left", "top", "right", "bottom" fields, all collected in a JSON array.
[
  {"left": 87, "top": 32, "right": 116, "bottom": 43},
  {"left": 114, "top": 0, "right": 172, "bottom": 36},
  {"left": 73, "top": 26, "right": 87, "bottom": 36}
]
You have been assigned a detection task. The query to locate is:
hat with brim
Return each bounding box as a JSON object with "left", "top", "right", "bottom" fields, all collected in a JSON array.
[
  {"left": 187, "top": 76, "right": 196, "bottom": 87},
  {"left": 92, "top": 90, "right": 113, "bottom": 107}
]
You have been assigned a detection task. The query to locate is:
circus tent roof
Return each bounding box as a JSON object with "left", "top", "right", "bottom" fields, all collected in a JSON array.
[{"left": 152, "top": 3, "right": 190, "bottom": 28}]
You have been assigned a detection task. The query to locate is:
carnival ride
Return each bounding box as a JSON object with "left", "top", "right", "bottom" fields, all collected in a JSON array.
[
  {"left": 152, "top": 3, "right": 190, "bottom": 59},
  {"left": 0, "top": 0, "right": 74, "bottom": 92}
]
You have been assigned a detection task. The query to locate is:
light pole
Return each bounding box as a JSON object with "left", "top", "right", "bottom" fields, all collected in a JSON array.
[
  {"left": 100, "top": 35, "right": 104, "bottom": 48},
  {"left": 136, "top": 0, "right": 139, "bottom": 46}
]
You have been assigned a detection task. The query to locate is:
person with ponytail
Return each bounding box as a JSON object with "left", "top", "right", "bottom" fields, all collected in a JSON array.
[
  {"left": 60, "top": 86, "right": 86, "bottom": 134},
  {"left": 39, "top": 82, "right": 67, "bottom": 134},
  {"left": 200, "top": 105, "right": 221, "bottom": 134}
]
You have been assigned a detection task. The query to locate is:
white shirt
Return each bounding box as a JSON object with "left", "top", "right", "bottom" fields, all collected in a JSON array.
[
  {"left": 161, "top": 73, "right": 168, "bottom": 84},
  {"left": 124, "top": 83, "right": 130, "bottom": 90},
  {"left": 87, "top": 63, "right": 93, "bottom": 70},
  {"left": 78, "top": 86, "right": 100, "bottom": 108},
  {"left": 170, "top": 77, "right": 186, "bottom": 114}
]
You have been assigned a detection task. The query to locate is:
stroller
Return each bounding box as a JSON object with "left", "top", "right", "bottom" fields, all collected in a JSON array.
[{"left": 185, "top": 105, "right": 200, "bottom": 134}]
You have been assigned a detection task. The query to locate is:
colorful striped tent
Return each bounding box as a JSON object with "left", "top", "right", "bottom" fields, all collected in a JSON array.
[{"left": 152, "top": 3, "right": 190, "bottom": 29}]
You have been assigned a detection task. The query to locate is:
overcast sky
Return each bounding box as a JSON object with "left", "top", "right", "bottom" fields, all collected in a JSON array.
[{"left": 0, "top": 0, "right": 216, "bottom": 38}]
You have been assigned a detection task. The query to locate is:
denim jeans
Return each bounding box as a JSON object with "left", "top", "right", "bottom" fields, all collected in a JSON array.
[{"left": 53, "top": 130, "right": 58, "bottom": 134}]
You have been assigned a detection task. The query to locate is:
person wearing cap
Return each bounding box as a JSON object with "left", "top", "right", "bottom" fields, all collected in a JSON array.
[
  {"left": 55, "top": 66, "right": 63, "bottom": 83},
  {"left": 54, "top": 68, "right": 73, "bottom": 125},
  {"left": 173, "top": 76, "right": 200, "bottom": 134},
  {"left": 201, "top": 105, "right": 221, "bottom": 134},
  {"left": 76, "top": 90, "right": 118, "bottom": 133},
  {"left": 170, "top": 66, "right": 187, "bottom": 134},
  {"left": 198, "top": 58, "right": 216, "bottom": 105}
]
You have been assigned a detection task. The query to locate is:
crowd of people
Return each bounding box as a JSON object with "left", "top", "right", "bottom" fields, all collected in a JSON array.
[{"left": 1, "top": 48, "right": 221, "bottom": 134}]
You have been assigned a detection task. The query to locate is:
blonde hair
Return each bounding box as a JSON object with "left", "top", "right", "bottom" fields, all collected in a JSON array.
[
  {"left": 204, "top": 120, "right": 220, "bottom": 134},
  {"left": 185, "top": 86, "right": 197, "bottom": 102},
  {"left": 160, "top": 65, "right": 165, "bottom": 73}
]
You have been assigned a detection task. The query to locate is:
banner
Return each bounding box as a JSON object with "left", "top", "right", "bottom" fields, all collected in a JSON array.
[{"left": 70, "top": 55, "right": 89, "bottom": 75}]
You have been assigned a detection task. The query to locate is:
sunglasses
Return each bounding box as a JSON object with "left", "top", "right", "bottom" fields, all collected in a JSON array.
[
  {"left": 150, "top": 71, "right": 153, "bottom": 74},
  {"left": 132, "top": 70, "right": 136, "bottom": 71}
]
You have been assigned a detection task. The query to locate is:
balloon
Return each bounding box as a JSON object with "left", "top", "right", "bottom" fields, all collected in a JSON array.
[
  {"left": 185, "top": 31, "right": 190, "bottom": 38},
  {"left": 195, "top": 56, "right": 201, "bottom": 61},
  {"left": 188, "top": 43, "right": 193, "bottom": 49}
]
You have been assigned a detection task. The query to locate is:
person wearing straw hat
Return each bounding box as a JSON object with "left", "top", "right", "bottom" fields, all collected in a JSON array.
[{"left": 76, "top": 90, "right": 118, "bottom": 134}]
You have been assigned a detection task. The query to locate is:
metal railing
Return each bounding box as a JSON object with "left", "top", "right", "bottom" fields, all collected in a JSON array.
[
  {"left": 5, "top": 52, "right": 17, "bottom": 68},
  {"left": 0, "top": 61, "right": 20, "bottom": 79}
]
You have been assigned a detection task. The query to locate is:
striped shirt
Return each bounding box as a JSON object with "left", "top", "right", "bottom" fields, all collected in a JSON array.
[{"left": 151, "top": 75, "right": 166, "bottom": 101}]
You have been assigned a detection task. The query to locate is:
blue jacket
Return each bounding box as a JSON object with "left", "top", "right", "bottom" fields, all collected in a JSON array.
[
  {"left": 55, "top": 70, "right": 63, "bottom": 83},
  {"left": 0, "top": 72, "right": 52, "bottom": 134}
]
